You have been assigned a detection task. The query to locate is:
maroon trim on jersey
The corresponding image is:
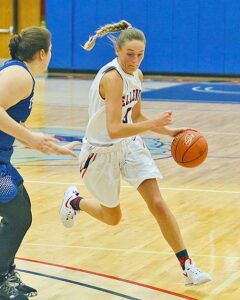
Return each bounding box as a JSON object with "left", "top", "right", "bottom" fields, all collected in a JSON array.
[{"left": 80, "top": 153, "right": 97, "bottom": 178}]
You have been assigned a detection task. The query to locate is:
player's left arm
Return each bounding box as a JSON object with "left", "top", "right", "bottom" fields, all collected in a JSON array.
[{"left": 132, "top": 70, "right": 185, "bottom": 137}]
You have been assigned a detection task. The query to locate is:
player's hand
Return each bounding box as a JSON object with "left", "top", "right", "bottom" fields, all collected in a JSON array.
[
  {"left": 23, "top": 132, "right": 81, "bottom": 157},
  {"left": 169, "top": 127, "right": 199, "bottom": 137},
  {"left": 60, "top": 141, "right": 81, "bottom": 158},
  {"left": 37, "top": 139, "right": 81, "bottom": 158},
  {"left": 152, "top": 111, "right": 173, "bottom": 128},
  {"left": 22, "top": 132, "right": 58, "bottom": 151}
]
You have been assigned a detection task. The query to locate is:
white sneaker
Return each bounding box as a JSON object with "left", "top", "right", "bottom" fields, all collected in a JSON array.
[
  {"left": 60, "top": 186, "right": 79, "bottom": 228},
  {"left": 183, "top": 259, "right": 211, "bottom": 286}
]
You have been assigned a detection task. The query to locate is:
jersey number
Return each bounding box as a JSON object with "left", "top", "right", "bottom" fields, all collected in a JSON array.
[{"left": 122, "top": 107, "right": 132, "bottom": 123}]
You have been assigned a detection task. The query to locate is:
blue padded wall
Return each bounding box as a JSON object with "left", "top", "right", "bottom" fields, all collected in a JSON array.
[
  {"left": 46, "top": 0, "right": 73, "bottom": 69},
  {"left": 225, "top": 2, "right": 240, "bottom": 74},
  {"left": 46, "top": 0, "right": 240, "bottom": 75},
  {"left": 146, "top": 1, "right": 173, "bottom": 73},
  {"left": 198, "top": 0, "right": 225, "bottom": 74},
  {"left": 172, "top": 0, "right": 199, "bottom": 73}
]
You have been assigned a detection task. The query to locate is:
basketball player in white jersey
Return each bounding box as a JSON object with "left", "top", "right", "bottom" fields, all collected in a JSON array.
[{"left": 60, "top": 20, "right": 211, "bottom": 286}]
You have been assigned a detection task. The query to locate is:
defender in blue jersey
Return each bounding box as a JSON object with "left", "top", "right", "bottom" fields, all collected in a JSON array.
[{"left": 0, "top": 27, "right": 79, "bottom": 300}]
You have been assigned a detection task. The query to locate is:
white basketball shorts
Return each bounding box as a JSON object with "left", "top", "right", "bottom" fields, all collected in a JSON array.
[{"left": 78, "top": 136, "right": 162, "bottom": 208}]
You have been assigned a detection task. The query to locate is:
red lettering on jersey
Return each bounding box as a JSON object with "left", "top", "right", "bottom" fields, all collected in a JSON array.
[
  {"left": 122, "top": 96, "right": 126, "bottom": 107},
  {"left": 122, "top": 89, "right": 141, "bottom": 107}
]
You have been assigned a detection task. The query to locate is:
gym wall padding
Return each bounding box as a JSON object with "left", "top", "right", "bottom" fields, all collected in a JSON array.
[
  {"left": 46, "top": 0, "right": 240, "bottom": 75},
  {"left": 46, "top": 0, "right": 73, "bottom": 69}
]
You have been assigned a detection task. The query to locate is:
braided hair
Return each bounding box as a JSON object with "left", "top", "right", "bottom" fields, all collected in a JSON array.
[{"left": 83, "top": 20, "right": 145, "bottom": 51}]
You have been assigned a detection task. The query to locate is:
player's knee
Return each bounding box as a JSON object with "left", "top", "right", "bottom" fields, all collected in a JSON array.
[
  {"left": 15, "top": 210, "right": 32, "bottom": 233},
  {"left": 102, "top": 205, "right": 122, "bottom": 226},
  {"left": 148, "top": 198, "right": 168, "bottom": 217},
  {"left": 105, "top": 214, "right": 122, "bottom": 226},
  {"left": 24, "top": 211, "right": 32, "bottom": 230}
]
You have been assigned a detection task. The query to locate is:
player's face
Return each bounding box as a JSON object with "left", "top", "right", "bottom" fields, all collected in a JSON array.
[
  {"left": 116, "top": 40, "right": 145, "bottom": 74},
  {"left": 42, "top": 44, "right": 52, "bottom": 71},
  {"left": 38, "top": 43, "right": 52, "bottom": 73}
]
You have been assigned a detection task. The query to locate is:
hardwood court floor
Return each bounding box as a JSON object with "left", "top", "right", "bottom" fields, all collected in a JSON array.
[{"left": 11, "top": 76, "right": 240, "bottom": 300}]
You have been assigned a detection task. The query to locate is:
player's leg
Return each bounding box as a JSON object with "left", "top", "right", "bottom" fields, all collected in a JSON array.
[
  {"left": 60, "top": 148, "right": 122, "bottom": 227},
  {"left": 138, "top": 178, "right": 185, "bottom": 252},
  {"left": 123, "top": 137, "right": 211, "bottom": 285},
  {"left": 0, "top": 184, "right": 35, "bottom": 299},
  {"left": 138, "top": 178, "right": 211, "bottom": 285},
  {"left": 81, "top": 199, "right": 122, "bottom": 225},
  {"left": 0, "top": 185, "right": 32, "bottom": 274},
  {"left": 7, "top": 185, "right": 38, "bottom": 297},
  {"left": 60, "top": 185, "right": 122, "bottom": 227}
]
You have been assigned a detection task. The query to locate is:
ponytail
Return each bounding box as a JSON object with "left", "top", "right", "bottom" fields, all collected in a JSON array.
[
  {"left": 83, "top": 20, "right": 132, "bottom": 51},
  {"left": 9, "top": 35, "right": 22, "bottom": 59}
]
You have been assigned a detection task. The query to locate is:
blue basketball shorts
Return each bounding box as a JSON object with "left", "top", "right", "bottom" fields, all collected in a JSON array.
[{"left": 0, "top": 163, "right": 23, "bottom": 203}]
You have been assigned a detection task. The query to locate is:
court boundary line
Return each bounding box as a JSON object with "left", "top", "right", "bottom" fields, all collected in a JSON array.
[
  {"left": 16, "top": 257, "right": 198, "bottom": 300},
  {"left": 21, "top": 242, "right": 240, "bottom": 260},
  {"left": 24, "top": 180, "right": 240, "bottom": 194},
  {"left": 17, "top": 268, "right": 140, "bottom": 300}
]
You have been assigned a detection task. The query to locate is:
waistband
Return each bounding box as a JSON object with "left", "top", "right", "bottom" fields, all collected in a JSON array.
[{"left": 82, "top": 136, "right": 136, "bottom": 153}]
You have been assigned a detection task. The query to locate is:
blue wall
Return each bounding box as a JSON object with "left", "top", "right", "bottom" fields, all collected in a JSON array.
[{"left": 46, "top": 0, "right": 240, "bottom": 75}]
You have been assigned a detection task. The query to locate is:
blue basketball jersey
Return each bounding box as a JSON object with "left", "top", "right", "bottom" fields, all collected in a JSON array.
[{"left": 0, "top": 60, "right": 35, "bottom": 202}]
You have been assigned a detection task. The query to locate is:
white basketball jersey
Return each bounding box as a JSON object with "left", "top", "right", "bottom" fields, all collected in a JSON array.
[{"left": 85, "top": 58, "right": 142, "bottom": 145}]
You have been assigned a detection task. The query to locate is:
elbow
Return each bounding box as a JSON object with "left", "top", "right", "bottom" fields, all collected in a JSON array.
[
  {"left": 107, "top": 126, "right": 121, "bottom": 139},
  {"left": 108, "top": 129, "right": 120, "bottom": 139}
]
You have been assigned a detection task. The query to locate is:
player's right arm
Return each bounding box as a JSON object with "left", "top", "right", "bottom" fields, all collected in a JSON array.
[{"left": 102, "top": 70, "right": 172, "bottom": 139}]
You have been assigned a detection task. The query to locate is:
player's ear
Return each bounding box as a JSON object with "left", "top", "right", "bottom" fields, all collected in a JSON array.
[{"left": 39, "top": 49, "right": 45, "bottom": 60}]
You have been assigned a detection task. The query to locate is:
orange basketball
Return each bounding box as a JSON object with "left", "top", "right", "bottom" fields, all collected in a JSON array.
[{"left": 171, "top": 130, "right": 208, "bottom": 168}]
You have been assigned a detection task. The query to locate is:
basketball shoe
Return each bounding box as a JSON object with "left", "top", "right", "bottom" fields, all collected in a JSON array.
[
  {"left": 183, "top": 259, "right": 211, "bottom": 286},
  {"left": 60, "top": 186, "right": 80, "bottom": 228},
  {"left": 0, "top": 274, "right": 28, "bottom": 299},
  {"left": 8, "top": 264, "right": 37, "bottom": 297}
]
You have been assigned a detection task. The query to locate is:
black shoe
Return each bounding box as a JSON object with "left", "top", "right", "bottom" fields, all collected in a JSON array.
[
  {"left": 8, "top": 265, "right": 37, "bottom": 298},
  {"left": 0, "top": 277, "right": 29, "bottom": 299}
]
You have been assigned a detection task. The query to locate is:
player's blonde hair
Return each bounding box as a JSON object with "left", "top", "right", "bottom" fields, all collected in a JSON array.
[{"left": 83, "top": 20, "right": 146, "bottom": 51}]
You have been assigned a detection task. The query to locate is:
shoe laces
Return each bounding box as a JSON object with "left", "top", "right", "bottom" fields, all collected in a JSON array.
[
  {"left": 68, "top": 190, "right": 79, "bottom": 198},
  {"left": 7, "top": 271, "right": 22, "bottom": 287},
  {"left": 187, "top": 265, "right": 202, "bottom": 276}
]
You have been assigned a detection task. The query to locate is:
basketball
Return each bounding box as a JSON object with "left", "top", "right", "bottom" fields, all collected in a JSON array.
[{"left": 171, "top": 130, "right": 208, "bottom": 168}]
